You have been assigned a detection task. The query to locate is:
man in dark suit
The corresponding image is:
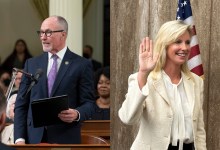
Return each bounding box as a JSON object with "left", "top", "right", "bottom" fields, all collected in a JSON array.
[
  {"left": 0, "top": 88, "right": 16, "bottom": 150},
  {"left": 14, "top": 16, "right": 95, "bottom": 144},
  {"left": 83, "top": 45, "right": 102, "bottom": 72}
]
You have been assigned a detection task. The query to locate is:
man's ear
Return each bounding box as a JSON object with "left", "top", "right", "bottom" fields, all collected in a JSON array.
[{"left": 0, "top": 113, "right": 6, "bottom": 132}]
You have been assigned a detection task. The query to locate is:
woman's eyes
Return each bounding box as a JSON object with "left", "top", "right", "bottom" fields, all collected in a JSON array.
[{"left": 174, "top": 40, "right": 190, "bottom": 45}]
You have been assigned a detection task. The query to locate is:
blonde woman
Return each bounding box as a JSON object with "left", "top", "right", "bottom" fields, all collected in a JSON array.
[{"left": 118, "top": 20, "right": 206, "bottom": 150}]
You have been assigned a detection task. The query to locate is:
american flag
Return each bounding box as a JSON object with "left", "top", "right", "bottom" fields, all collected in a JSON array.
[{"left": 176, "top": 0, "right": 204, "bottom": 77}]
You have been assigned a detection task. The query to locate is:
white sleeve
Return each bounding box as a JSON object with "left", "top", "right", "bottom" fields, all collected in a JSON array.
[
  {"left": 118, "top": 73, "right": 149, "bottom": 125},
  {"left": 6, "top": 94, "right": 17, "bottom": 118}
]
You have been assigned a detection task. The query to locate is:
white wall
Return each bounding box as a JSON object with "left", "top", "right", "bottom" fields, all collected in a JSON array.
[
  {"left": 0, "top": 0, "right": 42, "bottom": 64},
  {"left": 49, "top": 0, "right": 83, "bottom": 56},
  {"left": 83, "top": 0, "right": 103, "bottom": 63}
]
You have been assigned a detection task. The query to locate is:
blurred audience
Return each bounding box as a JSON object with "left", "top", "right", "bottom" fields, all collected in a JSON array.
[
  {"left": 1, "top": 71, "right": 22, "bottom": 144},
  {"left": 11, "top": 71, "right": 22, "bottom": 94},
  {"left": 90, "top": 66, "right": 110, "bottom": 120},
  {"left": 0, "top": 69, "right": 11, "bottom": 95},
  {"left": 83, "top": 45, "right": 102, "bottom": 72},
  {"left": 0, "top": 87, "right": 16, "bottom": 149},
  {"left": 1, "top": 39, "right": 32, "bottom": 74},
  {"left": 6, "top": 71, "right": 22, "bottom": 120}
]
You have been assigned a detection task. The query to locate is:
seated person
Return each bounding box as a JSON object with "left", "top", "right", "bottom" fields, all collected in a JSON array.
[
  {"left": 83, "top": 45, "right": 102, "bottom": 72},
  {"left": 0, "top": 87, "right": 16, "bottom": 149},
  {"left": 1, "top": 39, "right": 32, "bottom": 74},
  {"left": 1, "top": 72, "right": 22, "bottom": 144},
  {"left": 0, "top": 69, "right": 11, "bottom": 95},
  {"left": 90, "top": 66, "right": 110, "bottom": 120}
]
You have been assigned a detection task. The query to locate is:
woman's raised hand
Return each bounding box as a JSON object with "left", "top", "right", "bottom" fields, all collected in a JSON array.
[
  {"left": 139, "top": 37, "right": 158, "bottom": 74},
  {"left": 137, "top": 37, "right": 159, "bottom": 89}
]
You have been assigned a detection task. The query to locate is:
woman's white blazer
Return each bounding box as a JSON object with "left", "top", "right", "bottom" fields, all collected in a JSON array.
[{"left": 118, "top": 71, "right": 206, "bottom": 150}]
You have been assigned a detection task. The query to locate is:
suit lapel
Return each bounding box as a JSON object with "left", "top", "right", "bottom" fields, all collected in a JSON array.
[
  {"left": 152, "top": 71, "right": 195, "bottom": 113},
  {"left": 50, "top": 49, "right": 73, "bottom": 96},
  {"left": 38, "top": 53, "right": 49, "bottom": 97},
  {"left": 152, "top": 72, "right": 171, "bottom": 105}
]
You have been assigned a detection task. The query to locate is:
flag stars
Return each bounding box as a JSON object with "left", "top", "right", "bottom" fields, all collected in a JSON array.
[
  {"left": 177, "top": 16, "right": 181, "bottom": 20},
  {"left": 183, "top": 1, "right": 187, "bottom": 6},
  {"left": 177, "top": 7, "right": 179, "bottom": 12},
  {"left": 181, "top": 1, "right": 187, "bottom": 7}
]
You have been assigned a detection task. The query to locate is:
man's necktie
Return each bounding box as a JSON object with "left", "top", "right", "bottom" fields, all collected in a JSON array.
[{"left": 48, "top": 54, "right": 58, "bottom": 96}]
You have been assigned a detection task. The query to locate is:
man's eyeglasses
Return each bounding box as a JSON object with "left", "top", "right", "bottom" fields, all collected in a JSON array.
[{"left": 37, "top": 30, "right": 64, "bottom": 37}]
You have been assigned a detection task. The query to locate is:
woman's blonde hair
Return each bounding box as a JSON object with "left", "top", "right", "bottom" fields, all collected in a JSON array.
[{"left": 152, "top": 20, "right": 193, "bottom": 79}]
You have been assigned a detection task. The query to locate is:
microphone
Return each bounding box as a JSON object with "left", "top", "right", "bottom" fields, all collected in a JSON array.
[
  {"left": 13, "top": 68, "right": 34, "bottom": 79},
  {"left": 22, "top": 69, "right": 43, "bottom": 98}
]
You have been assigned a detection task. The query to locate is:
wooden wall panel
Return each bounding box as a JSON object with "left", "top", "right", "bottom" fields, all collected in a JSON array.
[
  {"left": 111, "top": 1, "right": 140, "bottom": 150},
  {"left": 206, "top": 0, "right": 220, "bottom": 149},
  {"left": 111, "top": 0, "right": 220, "bottom": 149}
]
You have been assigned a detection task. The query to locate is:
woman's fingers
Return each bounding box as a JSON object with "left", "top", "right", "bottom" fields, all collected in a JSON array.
[
  {"left": 140, "top": 37, "right": 149, "bottom": 54},
  {"left": 148, "top": 39, "right": 153, "bottom": 57},
  {"left": 144, "top": 37, "right": 150, "bottom": 52},
  {"left": 139, "top": 38, "right": 145, "bottom": 53},
  {"left": 139, "top": 37, "right": 154, "bottom": 58},
  {"left": 139, "top": 42, "right": 143, "bottom": 54}
]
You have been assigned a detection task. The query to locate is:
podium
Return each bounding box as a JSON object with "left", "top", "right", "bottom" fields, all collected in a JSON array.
[
  {"left": 12, "top": 144, "right": 110, "bottom": 150},
  {"left": 81, "top": 120, "right": 110, "bottom": 142},
  {"left": 9, "top": 120, "right": 111, "bottom": 150}
]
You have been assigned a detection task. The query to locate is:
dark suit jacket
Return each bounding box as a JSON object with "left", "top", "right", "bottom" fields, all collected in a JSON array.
[
  {"left": 91, "top": 59, "right": 102, "bottom": 72},
  {"left": 90, "top": 104, "right": 110, "bottom": 120},
  {"left": 0, "top": 142, "right": 16, "bottom": 150},
  {"left": 14, "top": 49, "right": 95, "bottom": 144}
]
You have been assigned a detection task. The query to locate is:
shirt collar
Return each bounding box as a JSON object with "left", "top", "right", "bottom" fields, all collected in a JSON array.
[
  {"left": 162, "top": 70, "right": 183, "bottom": 86},
  {"left": 48, "top": 46, "right": 67, "bottom": 60}
]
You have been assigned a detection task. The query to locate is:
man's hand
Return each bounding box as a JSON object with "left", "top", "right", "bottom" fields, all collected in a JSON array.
[
  {"left": 58, "top": 109, "right": 79, "bottom": 123},
  {"left": 15, "top": 141, "right": 25, "bottom": 145}
]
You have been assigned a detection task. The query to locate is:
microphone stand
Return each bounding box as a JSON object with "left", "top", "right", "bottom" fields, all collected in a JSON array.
[{"left": 5, "top": 71, "right": 17, "bottom": 102}]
